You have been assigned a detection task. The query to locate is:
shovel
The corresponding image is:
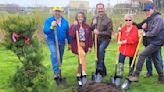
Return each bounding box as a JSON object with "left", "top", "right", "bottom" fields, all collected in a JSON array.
[
  {"left": 109, "top": 31, "right": 121, "bottom": 86},
  {"left": 91, "top": 32, "right": 103, "bottom": 83},
  {"left": 75, "top": 25, "right": 87, "bottom": 87},
  {"left": 53, "top": 21, "right": 67, "bottom": 87},
  {"left": 121, "top": 30, "right": 143, "bottom": 90}
]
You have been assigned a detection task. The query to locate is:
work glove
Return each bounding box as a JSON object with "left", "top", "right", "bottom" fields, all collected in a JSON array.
[{"left": 50, "top": 21, "right": 57, "bottom": 30}]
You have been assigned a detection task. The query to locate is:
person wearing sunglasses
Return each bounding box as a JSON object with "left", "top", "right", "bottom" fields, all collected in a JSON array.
[
  {"left": 115, "top": 14, "right": 139, "bottom": 85},
  {"left": 128, "top": 2, "right": 164, "bottom": 83}
]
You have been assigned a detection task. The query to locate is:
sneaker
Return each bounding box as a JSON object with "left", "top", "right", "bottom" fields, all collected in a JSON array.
[
  {"left": 128, "top": 75, "right": 139, "bottom": 82},
  {"left": 144, "top": 73, "right": 152, "bottom": 78},
  {"left": 54, "top": 74, "right": 60, "bottom": 80}
]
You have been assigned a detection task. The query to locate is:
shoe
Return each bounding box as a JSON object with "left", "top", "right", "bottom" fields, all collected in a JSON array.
[
  {"left": 128, "top": 75, "right": 139, "bottom": 82},
  {"left": 144, "top": 73, "right": 152, "bottom": 78},
  {"left": 54, "top": 74, "right": 60, "bottom": 80},
  {"left": 158, "top": 76, "right": 164, "bottom": 84}
]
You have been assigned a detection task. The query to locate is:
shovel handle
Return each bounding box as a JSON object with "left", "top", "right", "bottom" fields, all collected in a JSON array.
[
  {"left": 54, "top": 27, "right": 61, "bottom": 67},
  {"left": 95, "top": 34, "right": 98, "bottom": 61},
  {"left": 130, "top": 30, "right": 143, "bottom": 68},
  {"left": 116, "top": 32, "right": 121, "bottom": 65}
]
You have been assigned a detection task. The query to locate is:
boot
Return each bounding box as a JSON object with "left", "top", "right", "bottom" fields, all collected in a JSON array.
[{"left": 128, "top": 73, "right": 139, "bottom": 82}]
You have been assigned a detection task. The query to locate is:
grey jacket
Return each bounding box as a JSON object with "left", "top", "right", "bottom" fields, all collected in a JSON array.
[{"left": 144, "top": 12, "right": 164, "bottom": 46}]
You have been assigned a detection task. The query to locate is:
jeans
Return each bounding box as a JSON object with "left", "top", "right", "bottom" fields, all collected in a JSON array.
[
  {"left": 135, "top": 44, "right": 164, "bottom": 79},
  {"left": 146, "top": 48, "right": 163, "bottom": 75},
  {"left": 119, "top": 53, "right": 134, "bottom": 68},
  {"left": 96, "top": 39, "right": 110, "bottom": 75},
  {"left": 46, "top": 40, "right": 65, "bottom": 75}
]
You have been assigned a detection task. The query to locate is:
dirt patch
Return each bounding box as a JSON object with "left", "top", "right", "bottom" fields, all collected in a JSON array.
[{"left": 72, "top": 81, "right": 122, "bottom": 92}]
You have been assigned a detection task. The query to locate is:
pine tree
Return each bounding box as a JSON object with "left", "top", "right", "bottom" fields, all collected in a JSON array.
[{"left": 0, "top": 16, "right": 49, "bottom": 92}]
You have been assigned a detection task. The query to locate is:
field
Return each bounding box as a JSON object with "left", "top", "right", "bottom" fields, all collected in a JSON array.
[{"left": 0, "top": 11, "right": 164, "bottom": 92}]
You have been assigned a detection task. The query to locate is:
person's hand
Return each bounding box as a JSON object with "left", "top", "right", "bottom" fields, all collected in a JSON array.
[
  {"left": 122, "top": 40, "right": 127, "bottom": 44},
  {"left": 93, "top": 18, "right": 97, "bottom": 25},
  {"left": 50, "top": 21, "right": 57, "bottom": 30},
  {"left": 68, "top": 44, "right": 71, "bottom": 50},
  {"left": 73, "top": 20, "right": 78, "bottom": 26},
  {"left": 118, "top": 40, "right": 127, "bottom": 45},
  {"left": 142, "top": 23, "right": 147, "bottom": 29},
  {"left": 94, "top": 29, "right": 99, "bottom": 35},
  {"left": 88, "top": 48, "right": 92, "bottom": 53},
  {"left": 142, "top": 31, "right": 146, "bottom": 36}
]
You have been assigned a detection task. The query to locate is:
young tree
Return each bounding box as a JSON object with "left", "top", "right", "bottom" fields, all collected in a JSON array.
[{"left": 0, "top": 16, "right": 49, "bottom": 92}]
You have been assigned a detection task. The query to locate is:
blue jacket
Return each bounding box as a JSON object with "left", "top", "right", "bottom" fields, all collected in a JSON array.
[{"left": 43, "top": 16, "right": 71, "bottom": 44}]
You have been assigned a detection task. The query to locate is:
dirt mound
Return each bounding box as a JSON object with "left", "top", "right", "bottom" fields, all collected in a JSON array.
[{"left": 73, "top": 82, "right": 122, "bottom": 92}]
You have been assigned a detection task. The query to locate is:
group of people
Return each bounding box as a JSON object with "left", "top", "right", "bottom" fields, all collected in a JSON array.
[{"left": 43, "top": 1, "right": 164, "bottom": 87}]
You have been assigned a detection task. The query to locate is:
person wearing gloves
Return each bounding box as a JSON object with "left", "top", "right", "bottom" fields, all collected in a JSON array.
[
  {"left": 69, "top": 12, "right": 92, "bottom": 85},
  {"left": 43, "top": 6, "right": 71, "bottom": 80},
  {"left": 115, "top": 14, "right": 139, "bottom": 85},
  {"left": 128, "top": 3, "right": 164, "bottom": 83}
]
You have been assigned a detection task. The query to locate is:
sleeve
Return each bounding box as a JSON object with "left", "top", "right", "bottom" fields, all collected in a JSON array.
[
  {"left": 133, "top": 18, "right": 149, "bottom": 29},
  {"left": 145, "top": 18, "right": 163, "bottom": 37},
  {"left": 69, "top": 24, "right": 76, "bottom": 39},
  {"left": 43, "top": 19, "right": 53, "bottom": 35},
  {"left": 126, "top": 27, "right": 139, "bottom": 45},
  {"left": 90, "top": 18, "right": 96, "bottom": 31},
  {"left": 66, "top": 23, "right": 71, "bottom": 44}
]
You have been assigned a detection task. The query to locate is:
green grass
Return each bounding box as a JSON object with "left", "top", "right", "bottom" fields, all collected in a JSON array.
[{"left": 0, "top": 42, "right": 164, "bottom": 92}]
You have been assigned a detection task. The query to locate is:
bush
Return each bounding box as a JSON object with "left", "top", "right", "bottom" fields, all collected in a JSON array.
[{"left": 0, "top": 16, "right": 49, "bottom": 92}]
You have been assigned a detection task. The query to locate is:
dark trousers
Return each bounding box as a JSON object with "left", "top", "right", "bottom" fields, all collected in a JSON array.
[
  {"left": 135, "top": 44, "right": 164, "bottom": 80},
  {"left": 96, "top": 39, "right": 110, "bottom": 76},
  {"left": 119, "top": 53, "right": 134, "bottom": 67},
  {"left": 146, "top": 48, "right": 163, "bottom": 75}
]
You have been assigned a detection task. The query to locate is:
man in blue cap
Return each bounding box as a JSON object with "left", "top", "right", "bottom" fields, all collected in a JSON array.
[
  {"left": 128, "top": 2, "right": 164, "bottom": 83},
  {"left": 43, "top": 6, "right": 71, "bottom": 83},
  {"left": 134, "top": 3, "right": 163, "bottom": 78}
]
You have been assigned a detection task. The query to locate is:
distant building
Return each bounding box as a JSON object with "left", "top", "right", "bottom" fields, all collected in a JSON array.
[{"left": 68, "top": 0, "right": 90, "bottom": 9}]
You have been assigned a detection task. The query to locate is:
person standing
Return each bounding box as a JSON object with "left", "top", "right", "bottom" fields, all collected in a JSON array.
[
  {"left": 43, "top": 7, "right": 71, "bottom": 81},
  {"left": 69, "top": 12, "right": 92, "bottom": 86},
  {"left": 128, "top": 3, "right": 164, "bottom": 83},
  {"left": 91, "top": 3, "right": 113, "bottom": 82}
]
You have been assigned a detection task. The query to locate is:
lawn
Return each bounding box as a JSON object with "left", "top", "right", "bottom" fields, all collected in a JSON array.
[{"left": 0, "top": 41, "right": 164, "bottom": 92}]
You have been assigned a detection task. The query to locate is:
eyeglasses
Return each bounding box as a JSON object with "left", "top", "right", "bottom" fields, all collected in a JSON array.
[{"left": 125, "top": 20, "right": 132, "bottom": 21}]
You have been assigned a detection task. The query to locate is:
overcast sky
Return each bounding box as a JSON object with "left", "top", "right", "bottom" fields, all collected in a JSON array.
[{"left": 0, "top": 0, "right": 128, "bottom": 7}]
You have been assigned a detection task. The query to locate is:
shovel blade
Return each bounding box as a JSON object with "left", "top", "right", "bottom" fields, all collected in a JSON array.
[
  {"left": 55, "top": 77, "right": 67, "bottom": 87},
  {"left": 109, "top": 76, "right": 115, "bottom": 84},
  {"left": 115, "top": 77, "right": 121, "bottom": 86},
  {"left": 121, "top": 79, "right": 131, "bottom": 90}
]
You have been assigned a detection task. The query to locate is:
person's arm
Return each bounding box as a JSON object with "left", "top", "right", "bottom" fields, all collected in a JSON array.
[
  {"left": 43, "top": 19, "right": 53, "bottom": 34},
  {"left": 90, "top": 18, "right": 97, "bottom": 31},
  {"left": 145, "top": 18, "right": 163, "bottom": 37},
  {"left": 69, "top": 24, "right": 76, "bottom": 39},
  {"left": 66, "top": 23, "right": 71, "bottom": 44}
]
